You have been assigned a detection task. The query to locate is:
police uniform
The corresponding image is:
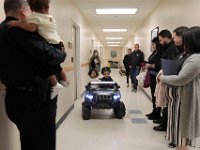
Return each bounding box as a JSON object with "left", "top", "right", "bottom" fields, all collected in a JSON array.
[
  {"left": 130, "top": 50, "right": 144, "bottom": 90},
  {"left": 0, "top": 16, "right": 66, "bottom": 150}
]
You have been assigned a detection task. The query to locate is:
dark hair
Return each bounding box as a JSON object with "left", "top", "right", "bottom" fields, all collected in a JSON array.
[
  {"left": 4, "top": 0, "right": 27, "bottom": 13},
  {"left": 183, "top": 26, "right": 200, "bottom": 54},
  {"left": 128, "top": 48, "right": 132, "bottom": 51},
  {"left": 152, "top": 37, "right": 160, "bottom": 51},
  {"left": 134, "top": 44, "right": 139, "bottom": 48},
  {"left": 101, "top": 67, "right": 111, "bottom": 75},
  {"left": 173, "top": 26, "right": 188, "bottom": 37},
  {"left": 93, "top": 50, "right": 99, "bottom": 56},
  {"left": 27, "top": 0, "right": 50, "bottom": 12},
  {"left": 159, "top": 29, "right": 172, "bottom": 39},
  {"left": 88, "top": 69, "right": 99, "bottom": 77}
]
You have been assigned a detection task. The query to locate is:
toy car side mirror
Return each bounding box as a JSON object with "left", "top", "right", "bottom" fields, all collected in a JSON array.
[
  {"left": 115, "top": 83, "right": 120, "bottom": 89},
  {"left": 85, "top": 83, "right": 91, "bottom": 89}
]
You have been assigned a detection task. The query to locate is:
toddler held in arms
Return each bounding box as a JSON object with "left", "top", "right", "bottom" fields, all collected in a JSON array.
[{"left": 8, "top": 0, "right": 69, "bottom": 99}]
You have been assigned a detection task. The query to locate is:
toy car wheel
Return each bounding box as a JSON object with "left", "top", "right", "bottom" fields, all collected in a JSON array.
[
  {"left": 82, "top": 102, "right": 91, "bottom": 120},
  {"left": 114, "top": 102, "right": 126, "bottom": 119}
]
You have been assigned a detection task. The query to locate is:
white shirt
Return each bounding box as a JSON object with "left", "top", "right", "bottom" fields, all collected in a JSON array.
[
  {"left": 90, "top": 78, "right": 100, "bottom": 89},
  {"left": 27, "top": 12, "right": 62, "bottom": 44}
]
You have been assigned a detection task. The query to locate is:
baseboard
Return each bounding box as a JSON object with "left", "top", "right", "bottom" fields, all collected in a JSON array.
[{"left": 56, "top": 104, "right": 74, "bottom": 129}]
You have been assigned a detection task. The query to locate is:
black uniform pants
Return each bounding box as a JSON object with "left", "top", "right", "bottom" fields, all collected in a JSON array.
[
  {"left": 4, "top": 88, "right": 57, "bottom": 150},
  {"left": 125, "top": 68, "right": 133, "bottom": 84},
  {"left": 150, "top": 74, "right": 156, "bottom": 109},
  {"left": 131, "top": 67, "right": 141, "bottom": 89}
]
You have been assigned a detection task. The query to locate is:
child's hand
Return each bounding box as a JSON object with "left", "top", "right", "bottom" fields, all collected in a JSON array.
[
  {"left": 61, "top": 46, "right": 65, "bottom": 51},
  {"left": 8, "top": 20, "right": 20, "bottom": 28},
  {"left": 156, "top": 70, "right": 163, "bottom": 82},
  {"left": 59, "top": 42, "right": 65, "bottom": 51}
]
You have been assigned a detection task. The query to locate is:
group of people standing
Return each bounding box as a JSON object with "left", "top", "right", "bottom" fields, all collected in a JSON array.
[
  {"left": 0, "top": 0, "right": 200, "bottom": 150},
  {"left": 123, "top": 44, "right": 144, "bottom": 92},
  {"left": 123, "top": 27, "right": 200, "bottom": 150}
]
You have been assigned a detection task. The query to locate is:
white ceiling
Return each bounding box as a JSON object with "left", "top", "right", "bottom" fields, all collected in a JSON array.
[{"left": 73, "top": 0, "right": 162, "bottom": 47}]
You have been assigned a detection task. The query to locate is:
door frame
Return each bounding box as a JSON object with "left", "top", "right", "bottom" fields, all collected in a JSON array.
[{"left": 72, "top": 22, "right": 81, "bottom": 100}]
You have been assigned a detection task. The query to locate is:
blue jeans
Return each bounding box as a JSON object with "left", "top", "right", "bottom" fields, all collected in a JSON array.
[{"left": 131, "top": 67, "right": 141, "bottom": 89}]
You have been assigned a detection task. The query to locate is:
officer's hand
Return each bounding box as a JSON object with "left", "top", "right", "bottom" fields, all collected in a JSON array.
[{"left": 8, "top": 20, "right": 20, "bottom": 28}]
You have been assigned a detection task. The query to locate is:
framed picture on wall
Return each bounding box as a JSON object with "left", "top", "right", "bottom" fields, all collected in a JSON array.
[
  {"left": 151, "top": 26, "right": 159, "bottom": 40},
  {"left": 110, "top": 50, "right": 117, "bottom": 58}
]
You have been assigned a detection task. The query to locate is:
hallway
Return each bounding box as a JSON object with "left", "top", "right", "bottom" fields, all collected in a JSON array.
[
  {"left": 56, "top": 69, "right": 199, "bottom": 150},
  {"left": 1, "top": 0, "right": 200, "bottom": 149}
]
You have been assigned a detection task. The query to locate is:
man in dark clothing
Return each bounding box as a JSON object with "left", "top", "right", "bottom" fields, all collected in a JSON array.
[
  {"left": 123, "top": 48, "right": 133, "bottom": 87},
  {"left": 0, "top": 0, "right": 66, "bottom": 150},
  {"left": 130, "top": 44, "right": 144, "bottom": 93},
  {"left": 153, "top": 29, "right": 179, "bottom": 132}
]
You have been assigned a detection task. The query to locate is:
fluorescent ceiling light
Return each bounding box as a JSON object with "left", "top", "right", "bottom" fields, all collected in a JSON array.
[
  {"left": 103, "top": 29, "right": 127, "bottom": 32},
  {"left": 108, "top": 45, "right": 120, "bottom": 47},
  {"left": 107, "top": 42, "right": 120, "bottom": 44},
  {"left": 96, "top": 8, "right": 137, "bottom": 15},
  {"left": 106, "top": 37, "right": 123, "bottom": 40}
]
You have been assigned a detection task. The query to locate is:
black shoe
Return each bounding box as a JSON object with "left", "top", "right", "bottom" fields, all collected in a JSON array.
[
  {"left": 168, "top": 142, "right": 176, "bottom": 148},
  {"left": 153, "top": 119, "right": 162, "bottom": 124},
  {"left": 153, "top": 124, "right": 167, "bottom": 131},
  {"left": 132, "top": 89, "right": 137, "bottom": 93},
  {"left": 146, "top": 111, "right": 154, "bottom": 117},
  {"left": 148, "top": 114, "right": 161, "bottom": 120}
]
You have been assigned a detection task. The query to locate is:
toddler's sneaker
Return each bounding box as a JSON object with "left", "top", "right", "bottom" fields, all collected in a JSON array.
[
  {"left": 60, "top": 80, "right": 70, "bottom": 87},
  {"left": 51, "top": 83, "right": 63, "bottom": 99}
]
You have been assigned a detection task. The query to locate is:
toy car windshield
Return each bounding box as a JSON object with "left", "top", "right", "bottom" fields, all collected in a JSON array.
[{"left": 86, "top": 81, "right": 120, "bottom": 90}]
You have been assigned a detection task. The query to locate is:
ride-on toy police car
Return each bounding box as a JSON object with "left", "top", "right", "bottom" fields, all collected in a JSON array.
[{"left": 82, "top": 81, "right": 126, "bottom": 120}]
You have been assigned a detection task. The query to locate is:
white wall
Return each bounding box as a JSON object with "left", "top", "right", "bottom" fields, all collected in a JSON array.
[
  {"left": 0, "top": 0, "right": 100, "bottom": 149},
  {"left": 50, "top": 0, "right": 103, "bottom": 98},
  {"left": 129, "top": 0, "right": 200, "bottom": 60},
  {"left": 102, "top": 47, "right": 123, "bottom": 67}
]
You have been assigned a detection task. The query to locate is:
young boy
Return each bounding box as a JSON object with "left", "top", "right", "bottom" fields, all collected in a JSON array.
[
  {"left": 8, "top": 0, "right": 69, "bottom": 99},
  {"left": 101, "top": 67, "right": 113, "bottom": 81}
]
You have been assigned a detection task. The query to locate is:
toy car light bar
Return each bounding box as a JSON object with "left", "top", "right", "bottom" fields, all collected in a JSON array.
[{"left": 90, "top": 81, "right": 116, "bottom": 85}]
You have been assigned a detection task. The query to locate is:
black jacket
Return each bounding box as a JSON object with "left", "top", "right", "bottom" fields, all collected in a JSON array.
[
  {"left": 101, "top": 76, "right": 113, "bottom": 81},
  {"left": 148, "top": 50, "right": 162, "bottom": 73},
  {"left": 130, "top": 50, "right": 144, "bottom": 67},
  {"left": 162, "top": 40, "right": 179, "bottom": 60},
  {"left": 0, "top": 16, "right": 66, "bottom": 86},
  {"left": 90, "top": 55, "right": 100, "bottom": 69},
  {"left": 123, "top": 54, "right": 132, "bottom": 69}
]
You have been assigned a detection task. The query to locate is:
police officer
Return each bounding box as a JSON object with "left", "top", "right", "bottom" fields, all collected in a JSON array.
[
  {"left": 130, "top": 44, "right": 144, "bottom": 93},
  {"left": 0, "top": 0, "right": 66, "bottom": 150},
  {"left": 123, "top": 48, "right": 133, "bottom": 87}
]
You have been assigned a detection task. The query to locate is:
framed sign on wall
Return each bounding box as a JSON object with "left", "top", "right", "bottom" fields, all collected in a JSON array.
[{"left": 151, "top": 26, "right": 159, "bottom": 40}]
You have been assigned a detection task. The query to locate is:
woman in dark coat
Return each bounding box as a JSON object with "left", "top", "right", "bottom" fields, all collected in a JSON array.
[
  {"left": 90, "top": 50, "right": 101, "bottom": 72},
  {"left": 145, "top": 37, "right": 162, "bottom": 120}
]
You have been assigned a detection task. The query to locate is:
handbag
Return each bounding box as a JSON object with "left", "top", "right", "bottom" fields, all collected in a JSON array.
[
  {"left": 136, "top": 70, "right": 146, "bottom": 86},
  {"left": 136, "top": 69, "right": 151, "bottom": 88},
  {"left": 143, "top": 69, "right": 151, "bottom": 88}
]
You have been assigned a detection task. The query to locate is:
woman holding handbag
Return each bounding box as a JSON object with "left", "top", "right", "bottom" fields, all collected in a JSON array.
[
  {"left": 145, "top": 37, "right": 163, "bottom": 120},
  {"left": 90, "top": 50, "right": 101, "bottom": 72}
]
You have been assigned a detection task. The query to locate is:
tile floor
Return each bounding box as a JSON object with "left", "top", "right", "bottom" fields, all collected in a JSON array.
[{"left": 56, "top": 69, "right": 199, "bottom": 150}]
